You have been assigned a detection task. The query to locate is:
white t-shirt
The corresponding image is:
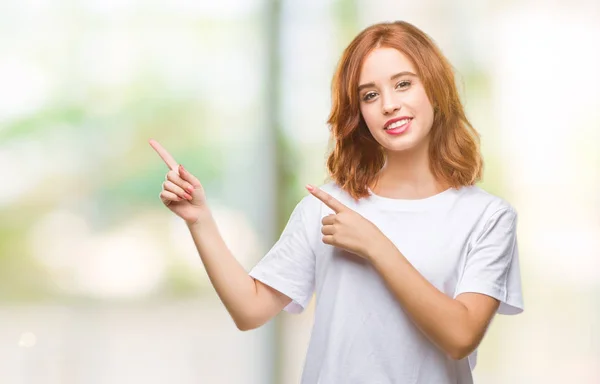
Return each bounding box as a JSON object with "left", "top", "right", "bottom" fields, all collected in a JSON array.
[{"left": 249, "top": 182, "right": 524, "bottom": 384}]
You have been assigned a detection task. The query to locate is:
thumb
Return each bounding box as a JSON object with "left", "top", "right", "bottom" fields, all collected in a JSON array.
[{"left": 179, "top": 164, "right": 202, "bottom": 188}]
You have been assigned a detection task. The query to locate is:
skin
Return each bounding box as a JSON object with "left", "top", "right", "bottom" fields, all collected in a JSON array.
[
  {"left": 358, "top": 47, "right": 446, "bottom": 199},
  {"left": 149, "top": 138, "right": 207, "bottom": 224}
]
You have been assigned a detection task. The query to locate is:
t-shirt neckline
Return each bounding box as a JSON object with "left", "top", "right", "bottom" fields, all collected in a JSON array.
[{"left": 366, "top": 186, "right": 459, "bottom": 211}]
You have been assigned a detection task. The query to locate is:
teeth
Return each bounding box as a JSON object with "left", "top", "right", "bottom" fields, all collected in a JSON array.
[{"left": 385, "top": 119, "right": 411, "bottom": 130}]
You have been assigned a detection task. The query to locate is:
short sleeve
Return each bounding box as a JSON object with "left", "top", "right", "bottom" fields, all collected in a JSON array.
[
  {"left": 248, "top": 196, "right": 316, "bottom": 314},
  {"left": 454, "top": 207, "right": 524, "bottom": 315}
]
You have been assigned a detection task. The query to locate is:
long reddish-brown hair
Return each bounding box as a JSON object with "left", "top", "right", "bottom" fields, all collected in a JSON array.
[{"left": 326, "top": 21, "right": 483, "bottom": 201}]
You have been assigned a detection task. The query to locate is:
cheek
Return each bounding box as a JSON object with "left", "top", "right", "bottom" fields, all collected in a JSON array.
[
  {"left": 412, "top": 92, "right": 434, "bottom": 117},
  {"left": 360, "top": 104, "right": 379, "bottom": 129}
]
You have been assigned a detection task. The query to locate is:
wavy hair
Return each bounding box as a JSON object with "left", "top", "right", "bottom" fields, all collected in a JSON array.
[{"left": 325, "top": 21, "right": 483, "bottom": 201}]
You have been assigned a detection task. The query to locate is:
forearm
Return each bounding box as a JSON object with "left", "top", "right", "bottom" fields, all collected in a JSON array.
[
  {"left": 186, "top": 211, "right": 257, "bottom": 329},
  {"left": 369, "top": 243, "right": 471, "bottom": 360}
]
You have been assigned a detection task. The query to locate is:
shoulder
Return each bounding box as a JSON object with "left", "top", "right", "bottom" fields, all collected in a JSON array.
[
  {"left": 458, "top": 185, "right": 517, "bottom": 217},
  {"left": 456, "top": 185, "right": 518, "bottom": 237}
]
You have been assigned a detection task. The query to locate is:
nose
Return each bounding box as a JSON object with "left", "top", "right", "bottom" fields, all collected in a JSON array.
[{"left": 381, "top": 91, "right": 400, "bottom": 115}]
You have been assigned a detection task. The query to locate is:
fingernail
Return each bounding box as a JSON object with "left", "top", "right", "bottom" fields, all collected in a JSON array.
[
  {"left": 179, "top": 164, "right": 185, "bottom": 172},
  {"left": 184, "top": 193, "right": 192, "bottom": 200},
  {"left": 305, "top": 184, "right": 314, "bottom": 191},
  {"left": 186, "top": 186, "right": 194, "bottom": 194}
]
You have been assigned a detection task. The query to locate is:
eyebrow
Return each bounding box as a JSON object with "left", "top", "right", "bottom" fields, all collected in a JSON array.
[{"left": 358, "top": 71, "right": 417, "bottom": 92}]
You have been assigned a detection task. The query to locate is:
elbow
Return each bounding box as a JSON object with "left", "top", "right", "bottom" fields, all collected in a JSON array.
[
  {"left": 234, "top": 313, "right": 263, "bottom": 332},
  {"left": 236, "top": 323, "right": 255, "bottom": 332},
  {"left": 448, "top": 346, "right": 472, "bottom": 361},
  {"left": 230, "top": 301, "right": 261, "bottom": 331},
  {"left": 448, "top": 336, "right": 477, "bottom": 361},
  {"left": 234, "top": 317, "right": 258, "bottom": 332},
  {"left": 446, "top": 326, "right": 477, "bottom": 360}
]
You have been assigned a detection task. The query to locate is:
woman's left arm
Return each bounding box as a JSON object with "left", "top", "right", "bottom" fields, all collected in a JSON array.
[{"left": 368, "top": 242, "right": 499, "bottom": 360}]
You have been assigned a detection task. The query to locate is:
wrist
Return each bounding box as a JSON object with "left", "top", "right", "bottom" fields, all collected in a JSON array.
[
  {"left": 186, "top": 208, "right": 213, "bottom": 228},
  {"left": 367, "top": 237, "right": 395, "bottom": 265}
]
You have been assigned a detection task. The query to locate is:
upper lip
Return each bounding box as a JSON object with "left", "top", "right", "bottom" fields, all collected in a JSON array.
[{"left": 384, "top": 116, "right": 413, "bottom": 130}]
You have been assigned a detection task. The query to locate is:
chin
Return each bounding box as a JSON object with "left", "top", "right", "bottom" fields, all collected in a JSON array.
[
  {"left": 383, "top": 143, "right": 418, "bottom": 153},
  {"left": 380, "top": 130, "right": 431, "bottom": 154},
  {"left": 375, "top": 135, "right": 420, "bottom": 153}
]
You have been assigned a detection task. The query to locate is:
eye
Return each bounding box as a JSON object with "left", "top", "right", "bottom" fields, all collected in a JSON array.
[
  {"left": 362, "top": 91, "right": 378, "bottom": 102},
  {"left": 396, "top": 80, "right": 411, "bottom": 90}
]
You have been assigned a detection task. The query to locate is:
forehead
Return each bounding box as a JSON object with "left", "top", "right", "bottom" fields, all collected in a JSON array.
[{"left": 359, "top": 47, "right": 415, "bottom": 81}]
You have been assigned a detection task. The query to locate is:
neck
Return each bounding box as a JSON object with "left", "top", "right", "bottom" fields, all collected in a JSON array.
[{"left": 371, "top": 141, "right": 448, "bottom": 200}]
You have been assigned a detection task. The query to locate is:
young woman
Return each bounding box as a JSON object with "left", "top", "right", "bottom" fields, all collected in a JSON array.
[{"left": 150, "top": 20, "right": 524, "bottom": 384}]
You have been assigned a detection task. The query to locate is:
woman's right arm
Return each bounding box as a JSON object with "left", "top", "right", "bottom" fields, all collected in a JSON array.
[
  {"left": 149, "top": 138, "right": 291, "bottom": 331},
  {"left": 186, "top": 212, "right": 292, "bottom": 331}
]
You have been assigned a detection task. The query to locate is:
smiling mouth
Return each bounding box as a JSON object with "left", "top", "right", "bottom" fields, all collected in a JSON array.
[{"left": 384, "top": 118, "right": 413, "bottom": 130}]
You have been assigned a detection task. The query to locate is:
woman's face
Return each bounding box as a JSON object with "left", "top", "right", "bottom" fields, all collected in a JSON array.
[{"left": 358, "top": 47, "right": 435, "bottom": 153}]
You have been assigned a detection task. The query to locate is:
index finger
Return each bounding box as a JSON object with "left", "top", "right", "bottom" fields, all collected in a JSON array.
[
  {"left": 306, "top": 184, "right": 347, "bottom": 213},
  {"left": 149, "top": 139, "right": 179, "bottom": 171}
]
